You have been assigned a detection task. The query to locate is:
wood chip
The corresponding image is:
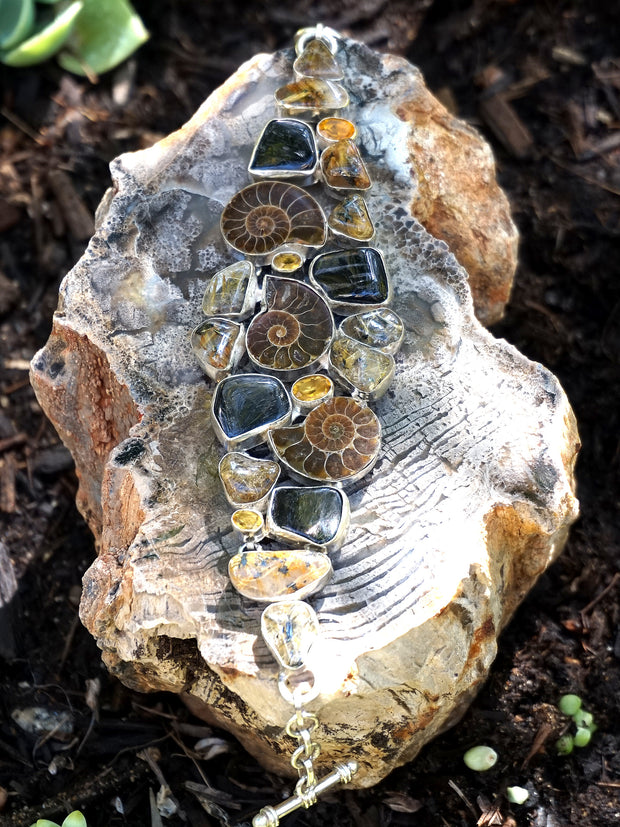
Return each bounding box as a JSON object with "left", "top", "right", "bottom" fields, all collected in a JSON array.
[
  {"left": 478, "top": 93, "right": 534, "bottom": 158},
  {"left": 48, "top": 169, "right": 95, "bottom": 241}
]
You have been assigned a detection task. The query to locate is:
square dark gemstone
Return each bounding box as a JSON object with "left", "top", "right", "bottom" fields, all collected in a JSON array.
[
  {"left": 213, "top": 374, "right": 290, "bottom": 439},
  {"left": 271, "top": 486, "right": 344, "bottom": 544},
  {"left": 311, "top": 247, "right": 389, "bottom": 305},
  {"left": 250, "top": 119, "right": 318, "bottom": 174}
]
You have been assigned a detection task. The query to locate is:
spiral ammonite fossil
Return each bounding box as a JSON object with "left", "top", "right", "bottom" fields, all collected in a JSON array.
[
  {"left": 268, "top": 396, "right": 381, "bottom": 482},
  {"left": 246, "top": 277, "right": 333, "bottom": 372},
  {"left": 221, "top": 182, "right": 327, "bottom": 256}
]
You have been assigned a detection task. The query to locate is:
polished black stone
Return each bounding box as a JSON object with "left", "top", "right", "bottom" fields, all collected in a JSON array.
[
  {"left": 311, "top": 247, "right": 389, "bottom": 305},
  {"left": 213, "top": 374, "right": 290, "bottom": 439},
  {"left": 250, "top": 119, "right": 317, "bottom": 174},
  {"left": 271, "top": 486, "right": 343, "bottom": 545}
]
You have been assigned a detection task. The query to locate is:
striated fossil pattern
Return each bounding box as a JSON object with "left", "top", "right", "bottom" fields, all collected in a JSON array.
[
  {"left": 246, "top": 277, "right": 333, "bottom": 372},
  {"left": 220, "top": 181, "right": 326, "bottom": 256},
  {"left": 269, "top": 396, "right": 381, "bottom": 482}
]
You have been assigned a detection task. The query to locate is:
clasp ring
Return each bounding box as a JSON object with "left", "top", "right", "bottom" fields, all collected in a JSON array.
[{"left": 294, "top": 25, "right": 341, "bottom": 56}]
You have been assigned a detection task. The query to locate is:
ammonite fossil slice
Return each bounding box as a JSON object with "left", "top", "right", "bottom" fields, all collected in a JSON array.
[
  {"left": 246, "top": 276, "right": 333, "bottom": 374},
  {"left": 220, "top": 181, "right": 327, "bottom": 257},
  {"left": 268, "top": 396, "right": 381, "bottom": 483}
]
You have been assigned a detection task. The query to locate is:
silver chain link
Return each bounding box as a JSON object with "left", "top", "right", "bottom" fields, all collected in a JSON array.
[{"left": 284, "top": 701, "right": 321, "bottom": 796}]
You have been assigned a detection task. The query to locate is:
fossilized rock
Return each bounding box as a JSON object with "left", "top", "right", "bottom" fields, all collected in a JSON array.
[{"left": 30, "top": 38, "right": 578, "bottom": 787}]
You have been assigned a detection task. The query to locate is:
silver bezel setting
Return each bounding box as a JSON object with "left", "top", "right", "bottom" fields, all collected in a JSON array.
[
  {"left": 211, "top": 373, "right": 292, "bottom": 452},
  {"left": 291, "top": 373, "right": 334, "bottom": 416},
  {"left": 265, "top": 484, "right": 351, "bottom": 553},
  {"left": 201, "top": 260, "right": 258, "bottom": 321},
  {"left": 218, "top": 451, "right": 281, "bottom": 510},
  {"left": 339, "top": 308, "right": 405, "bottom": 355},
  {"left": 320, "top": 140, "right": 372, "bottom": 193},
  {"left": 228, "top": 549, "right": 333, "bottom": 603},
  {"left": 245, "top": 275, "right": 335, "bottom": 381},
  {"left": 275, "top": 80, "right": 350, "bottom": 120},
  {"left": 328, "top": 334, "right": 395, "bottom": 402},
  {"left": 327, "top": 200, "right": 375, "bottom": 243},
  {"left": 308, "top": 247, "right": 392, "bottom": 315},
  {"left": 316, "top": 117, "right": 357, "bottom": 148},
  {"left": 248, "top": 118, "right": 320, "bottom": 187},
  {"left": 261, "top": 600, "right": 320, "bottom": 671},
  {"left": 191, "top": 317, "right": 246, "bottom": 382},
  {"left": 267, "top": 408, "right": 382, "bottom": 487}
]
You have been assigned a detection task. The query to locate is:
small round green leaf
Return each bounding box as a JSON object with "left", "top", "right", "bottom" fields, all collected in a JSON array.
[
  {"left": 572, "top": 709, "right": 593, "bottom": 729},
  {"left": 463, "top": 745, "right": 498, "bottom": 771},
  {"left": 556, "top": 734, "right": 574, "bottom": 755},
  {"left": 506, "top": 786, "right": 529, "bottom": 805},
  {"left": 57, "top": 0, "right": 148, "bottom": 77},
  {"left": 1, "top": 0, "right": 83, "bottom": 66},
  {"left": 61, "top": 813, "right": 87, "bottom": 827},
  {"left": 28, "top": 821, "right": 61, "bottom": 827},
  {"left": 573, "top": 727, "right": 592, "bottom": 748},
  {"left": 0, "top": 0, "right": 35, "bottom": 50},
  {"left": 558, "top": 694, "right": 582, "bottom": 716}
]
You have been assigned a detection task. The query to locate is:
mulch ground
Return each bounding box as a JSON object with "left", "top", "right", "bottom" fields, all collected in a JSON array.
[{"left": 1, "top": 1, "right": 619, "bottom": 825}]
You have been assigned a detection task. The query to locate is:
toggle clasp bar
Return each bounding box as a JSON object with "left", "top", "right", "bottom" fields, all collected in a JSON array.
[{"left": 252, "top": 760, "right": 359, "bottom": 827}]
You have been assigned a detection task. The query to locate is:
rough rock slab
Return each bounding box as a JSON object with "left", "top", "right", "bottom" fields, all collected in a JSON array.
[{"left": 30, "top": 38, "right": 578, "bottom": 787}]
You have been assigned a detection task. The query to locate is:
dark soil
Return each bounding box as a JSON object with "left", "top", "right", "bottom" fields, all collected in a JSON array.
[{"left": 1, "top": 1, "right": 619, "bottom": 825}]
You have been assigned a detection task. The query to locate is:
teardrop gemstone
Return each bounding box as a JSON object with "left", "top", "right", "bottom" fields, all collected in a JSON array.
[
  {"left": 261, "top": 601, "right": 320, "bottom": 670},
  {"left": 329, "top": 334, "right": 395, "bottom": 398},
  {"left": 211, "top": 374, "right": 291, "bottom": 450},
  {"left": 202, "top": 260, "right": 256, "bottom": 318},
  {"left": 340, "top": 308, "right": 405, "bottom": 354},
  {"left": 249, "top": 119, "right": 318, "bottom": 180},
  {"left": 267, "top": 485, "right": 349, "bottom": 550},
  {"left": 219, "top": 452, "right": 280, "bottom": 508},
  {"left": 321, "top": 140, "right": 371, "bottom": 190},
  {"left": 275, "top": 79, "right": 349, "bottom": 115},
  {"left": 293, "top": 39, "right": 343, "bottom": 80},
  {"left": 310, "top": 247, "right": 390, "bottom": 309},
  {"left": 328, "top": 193, "right": 375, "bottom": 241},
  {"left": 191, "top": 317, "right": 244, "bottom": 380},
  {"left": 228, "top": 549, "right": 332, "bottom": 602}
]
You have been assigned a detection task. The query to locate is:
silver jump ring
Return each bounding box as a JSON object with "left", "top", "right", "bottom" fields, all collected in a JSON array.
[
  {"left": 279, "top": 671, "right": 319, "bottom": 706},
  {"left": 294, "top": 25, "right": 341, "bottom": 56}
]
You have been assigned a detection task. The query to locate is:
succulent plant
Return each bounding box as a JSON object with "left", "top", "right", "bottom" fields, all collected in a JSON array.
[
  {"left": 0, "top": 0, "right": 148, "bottom": 74},
  {"left": 30, "top": 810, "right": 87, "bottom": 827}
]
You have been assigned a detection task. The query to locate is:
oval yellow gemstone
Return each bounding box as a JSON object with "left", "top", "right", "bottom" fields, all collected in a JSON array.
[
  {"left": 229, "top": 550, "right": 332, "bottom": 602},
  {"left": 317, "top": 117, "right": 356, "bottom": 143},
  {"left": 292, "top": 374, "right": 333, "bottom": 403},
  {"left": 231, "top": 509, "right": 264, "bottom": 534},
  {"left": 272, "top": 251, "right": 304, "bottom": 272}
]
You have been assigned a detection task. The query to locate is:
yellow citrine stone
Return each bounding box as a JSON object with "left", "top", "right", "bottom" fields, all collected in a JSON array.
[
  {"left": 272, "top": 250, "right": 304, "bottom": 272},
  {"left": 317, "top": 117, "right": 357, "bottom": 143},
  {"left": 292, "top": 374, "right": 333, "bottom": 403},
  {"left": 231, "top": 509, "right": 264, "bottom": 535},
  {"left": 228, "top": 549, "right": 333, "bottom": 602}
]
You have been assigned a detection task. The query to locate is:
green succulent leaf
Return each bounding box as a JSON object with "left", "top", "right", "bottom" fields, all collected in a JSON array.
[
  {"left": 29, "top": 820, "right": 61, "bottom": 827},
  {"left": 61, "top": 813, "right": 87, "bottom": 827},
  {"left": 0, "top": 0, "right": 35, "bottom": 50},
  {"left": 57, "top": 0, "right": 148, "bottom": 77},
  {"left": 0, "top": 1, "right": 83, "bottom": 66},
  {"left": 36, "top": 0, "right": 65, "bottom": 4}
]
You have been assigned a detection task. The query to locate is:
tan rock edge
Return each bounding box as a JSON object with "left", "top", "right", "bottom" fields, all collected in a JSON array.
[{"left": 31, "top": 39, "right": 578, "bottom": 787}]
